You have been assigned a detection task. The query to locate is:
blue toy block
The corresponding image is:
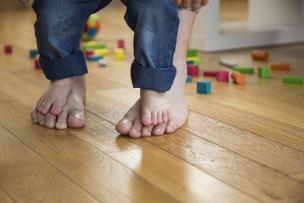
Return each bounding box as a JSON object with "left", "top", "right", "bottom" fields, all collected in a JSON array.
[
  {"left": 30, "top": 49, "right": 39, "bottom": 58},
  {"left": 186, "top": 75, "right": 192, "bottom": 83},
  {"left": 187, "top": 60, "right": 194, "bottom": 65},
  {"left": 87, "top": 28, "right": 97, "bottom": 38},
  {"left": 87, "top": 55, "right": 102, "bottom": 61},
  {"left": 197, "top": 80, "right": 211, "bottom": 94}
]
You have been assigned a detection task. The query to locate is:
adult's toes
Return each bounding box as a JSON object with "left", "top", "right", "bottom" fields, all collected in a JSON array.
[
  {"left": 129, "top": 118, "right": 142, "bottom": 138},
  {"left": 141, "top": 109, "right": 152, "bottom": 126},
  {"left": 45, "top": 113, "right": 56, "bottom": 128},
  {"left": 55, "top": 110, "right": 68, "bottom": 129},
  {"left": 67, "top": 110, "right": 85, "bottom": 128},
  {"left": 41, "top": 102, "right": 52, "bottom": 114},
  {"left": 153, "top": 122, "right": 167, "bottom": 136},
  {"left": 151, "top": 111, "right": 158, "bottom": 125},
  {"left": 30, "top": 106, "right": 38, "bottom": 124},
  {"left": 50, "top": 103, "right": 64, "bottom": 115},
  {"left": 37, "top": 112, "right": 45, "bottom": 126},
  {"left": 141, "top": 125, "right": 154, "bottom": 137}
]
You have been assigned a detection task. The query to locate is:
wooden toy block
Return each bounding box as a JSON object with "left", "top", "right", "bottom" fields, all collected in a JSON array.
[
  {"left": 203, "top": 70, "right": 218, "bottom": 77},
  {"left": 186, "top": 75, "right": 192, "bottom": 83},
  {"left": 87, "top": 55, "right": 102, "bottom": 61},
  {"left": 187, "top": 49, "right": 198, "bottom": 57},
  {"left": 216, "top": 70, "right": 229, "bottom": 82},
  {"left": 34, "top": 58, "right": 41, "bottom": 69},
  {"left": 231, "top": 72, "right": 246, "bottom": 85},
  {"left": 219, "top": 58, "right": 238, "bottom": 68},
  {"left": 29, "top": 49, "right": 39, "bottom": 58},
  {"left": 251, "top": 50, "right": 269, "bottom": 61},
  {"left": 98, "top": 58, "right": 107, "bottom": 67},
  {"left": 271, "top": 63, "right": 290, "bottom": 71},
  {"left": 233, "top": 66, "right": 254, "bottom": 74},
  {"left": 94, "top": 48, "right": 110, "bottom": 56},
  {"left": 258, "top": 66, "right": 272, "bottom": 78},
  {"left": 4, "top": 44, "right": 13, "bottom": 54},
  {"left": 197, "top": 80, "right": 211, "bottom": 94},
  {"left": 187, "top": 64, "right": 199, "bottom": 76},
  {"left": 114, "top": 48, "right": 124, "bottom": 60},
  {"left": 84, "top": 49, "right": 94, "bottom": 57},
  {"left": 82, "top": 41, "right": 106, "bottom": 50},
  {"left": 117, "top": 39, "right": 125, "bottom": 49},
  {"left": 282, "top": 75, "right": 304, "bottom": 84}
]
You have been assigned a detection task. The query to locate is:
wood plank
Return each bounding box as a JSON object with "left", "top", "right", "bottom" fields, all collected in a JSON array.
[
  {"left": 0, "top": 125, "right": 98, "bottom": 203},
  {"left": 0, "top": 188, "right": 14, "bottom": 203},
  {"left": 109, "top": 146, "right": 259, "bottom": 203},
  {"left": 0, "top": 101, "right": 181, "bottom": 203}
]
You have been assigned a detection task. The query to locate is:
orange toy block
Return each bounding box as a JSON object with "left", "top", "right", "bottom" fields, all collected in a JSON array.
[
  {"left": 231, "top": 72, "right": 246, "bottom": 85},
  {"left": 251, "top": 50, "right": 269, "bottom": 61},
  {"left": 271, "top": 63, "right": 290, "bottom": 71}
]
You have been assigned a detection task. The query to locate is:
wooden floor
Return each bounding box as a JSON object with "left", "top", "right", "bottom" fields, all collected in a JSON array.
[{"left": 0, "top": 2, "right": 304, "bottom": 203}]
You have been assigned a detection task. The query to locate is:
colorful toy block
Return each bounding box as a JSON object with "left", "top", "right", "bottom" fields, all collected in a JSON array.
[
  {"left": 82, "top": 14, "right": 100, "bottom": 41},
  {"left": 233, "top": 66, "right": 254, "bottom": 74},
  {"left": 216, "top": 70, "right": 229, "bottom": 82},
  {"left": 231, "top": 72, "right": 246, "bottom": 85},
  {"left": 219, "top": 58, "right": 238, "bottom": 68},
  {"left": 282, "top": 75, "right": 304, "bottom": 84},
  {"left": 187, "top": 64, "right": 199, "bottom": 76},
  {"left": 258, "top": 66, "right": 272, "bottom": 78},
  {"left": 34, "top": 58, "right": 41, "bottom": 69},
  {"left": 197, "top": 80, "right": 211, "bottom": 94},
  {"left": 4, "top": 44, "right": 12, "bottom": 54},
  {"left": 251, "top": 50, "right": 269, "bottom": 61},
  {"left": 114, "top": 48, "right": 124, "bottom": 60},
  {"left": 187, "top": 56, "right": 202, "bottom": 68},
  {"left": 187, "top": 49, "right": 198, "bottom": 57},
  {"left": 203, "top": 70, "right": 218, "bottom": 77},
  {"left": 87, "top": 55, "right": 102, "bottom": 61},
  {"left": 117, "top": 39, "right": 125, "bottom": 49},
  {"left": 29, "top": 49, "right": 39, "bottom": 58},
  {"left": 94, "top": 48, "right": 110, "bottom": 56},
  {"left": 186, "top": 75, "right": 193, "bottom": 83},
  {"left": 82, "top": 41, "right": 106, "bottom": 50},
  {"left": 84, "top": 49, "right": 94, "bottom": 57},
  {"left": 98, "top": 58, "right": 107, "bottom": 67},
  {"left": 271, "top": 63, "right": 290, "bottom": 71}
]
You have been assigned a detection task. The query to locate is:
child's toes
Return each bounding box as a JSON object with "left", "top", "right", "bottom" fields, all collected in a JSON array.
[
  {"left": 67, "top": 110, "right": 85, "bottom": 128},
  {"left": 151, "top": 111, "right": 158, "bottom": 125},
  {"left": 37, "top": 112, "right": 45, "bottom": 126},
  {"left": 157, "top": 111, "right": 163, "bottom": 124},
  {"left": 41, "top": 102, "right": 52, "bottom": 114},
  {"left": 153, "top": 122, "right": 167, "bottom": 136},
  {"left": 141, "top": 109, "right": 152, "bottom": 126},
  {"left": 45, "top": 113, "right": 56, "bottom": 128},
  {"left": 162, "top": 110, "right": 168, "bottom": 123},
  {"left": 50, "top": 102, "right": 64, "bottom": 115},
  {"left": 30, "top": 106, "right": 38, "bottom": 124},
  {"left": 56, "top": 110, "right": 68, "bottom": 129},
  {"left": 141, "top": 125, "right": 153, "bottom": 137},
  {"left": 129, "top": 118, "right": 142, "bottom": 138}
]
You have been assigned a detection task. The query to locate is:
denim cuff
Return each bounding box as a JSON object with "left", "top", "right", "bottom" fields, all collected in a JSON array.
[
  {"left": 39, "top": 50, "right": 88, "bottom": 81},
  {"left": 131, "top": 61, "right": 177, "bottom": 92}
]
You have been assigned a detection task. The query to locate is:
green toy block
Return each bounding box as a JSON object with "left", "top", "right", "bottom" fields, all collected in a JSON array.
[
  {"left": 82, "top": 41, "right": 106, "bottom": 50},
  {"left": 282, "top": 75, "right": 304, "bottom": 84},
  {"left": 233, "top": 66, "right": 255, "bottom": 74},
  {"left": 258, "top": 66, "right": 272, "bottom": 78},
  {"left": 187, "top": 49, "right": 198, "bottom": 57}
]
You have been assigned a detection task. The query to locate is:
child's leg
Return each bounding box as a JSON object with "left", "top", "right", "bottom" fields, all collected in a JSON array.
[
  {"left": 30, "top": 0, "right": 111, "bottom": 129},
  {"left": 121, "top": 0, "right": 180, "bottom": 130},
  {"left": 116, "top": 7, "right": 197, "bottom": 137}
]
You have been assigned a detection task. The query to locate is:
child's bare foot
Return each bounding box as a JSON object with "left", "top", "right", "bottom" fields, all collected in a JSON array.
[
  {"left": 140, "top": 89, "right": 171, "bottom": 126},
  {"left": 30, "top": 76, "right": 86, "bottom": 129},
  {"left": 115, "top": 100, "right": 144, "bottom": 138},
  {"left": 36, "top": 77, "right": 75, "bottom": 115},
  {"left": 55, "top": 76, "right": 86, "bottom": 129}
]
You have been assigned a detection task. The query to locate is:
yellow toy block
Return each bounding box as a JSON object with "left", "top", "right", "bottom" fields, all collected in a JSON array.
[
  {"left": 87, "top": 18, "right": 96, "bottom": 28},
  {"left": 114, "top": 48, "right": 124, "bottom": 60},
  {"left": 94, "top": 48, "right": 110, "bottom": 56}
]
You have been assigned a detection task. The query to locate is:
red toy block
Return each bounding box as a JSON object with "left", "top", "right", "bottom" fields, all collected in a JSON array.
[
  {"left": 216, "top": 70, "right": 229, "bottom": 82},
  {"left": 231, "top": 72, "right": 246, "bottom": 85},
  {"left": 117, "top": 39, "right": 125, "bottom": 49},
  {"left": 187, "top": 64, "right": 199, "bottom": 76},
  {"left": 251, "top": 50, "right": 269, "bottom": 61},
  {"left": 34, "top": 58, "right": 41, "bottom": 69},
  {"left": 84, "top": 49, "right": 94, "bottom": 57},
  {"left": 271, "top": 63, "right": 290, "bottom": 71},
  {"left": 4, "top": 44, "right": 13, "bottom": 54},
  {"left": 203, "top": 70, "right": 218, "bottom": 77}
]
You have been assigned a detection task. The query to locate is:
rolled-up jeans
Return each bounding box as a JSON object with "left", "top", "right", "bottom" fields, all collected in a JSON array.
[{"left": 32, "top": 0, "right": 179, "bottom": 92}]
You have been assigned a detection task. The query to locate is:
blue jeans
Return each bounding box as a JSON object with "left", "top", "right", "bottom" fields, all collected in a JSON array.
[{"left": 32, "top": 0, "right": 179, "bottom": 92}]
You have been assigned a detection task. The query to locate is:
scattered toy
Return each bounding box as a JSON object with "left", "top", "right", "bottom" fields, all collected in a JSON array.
[
  {"left": 186, "top": 75, "right": 193, "bottom": 83},
  {"left": 187, "top": 64, "right": 199, "bottom": 76},
  {"left": 231, "top": 72, "right": 246, "bottom": 85},
  {"left": 114, "top": 48, "right": 124, "bottom": 60},
  {"left": 197, "top": 80, "right": 211, "bottom": 94},
  {"left": 282, "top": 75, "right": 304, "bottom": 84},
  {"left": 82, "top": 41, "right": 106, "bottom": 50},
  {"left": 29, "top": 49, "right": 39, "bottom": 58},
  {"left": 216, "top": 70, "right": 229, "bottom": 82},
  {"left": 258, "top": 66, "right": 272, "bottom": 78},
  {"left": 117, "top": 39, "right": 125, "bottom": 49},
  {"left": 187, "top": 49, "right": 198, "bottom": 57},
  {"left": 94, "top": 48, "right": 110, "bottom": 56},
  {"left": 251, "top": 50, "right": 269, "bottom": 61},
  {"left": 271, "top": 63, "right": 290, "bottom": 71},
  {"left": 4, "top": 44, "right": 13, "bottom": 54},
  {"left": 87, "top": 55, "right": 103, "bottom": 61},
  {"left": 233, "top": 66, "right": 254, "bottom": 74},
  {"left": 34, "top": 58, "right": 41, "bottom": 69},
  {"left": 82, "top": 14, "right": 100, "bottom": 41},
  {"left": 98, "top": 58, "right": 107, "bottom": 67},
  {"left": 203, "top": 70, "right": 217, "bottom": 77},
  {"left": 219, "top": 57, "right": 238, "bottom": 68}
]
